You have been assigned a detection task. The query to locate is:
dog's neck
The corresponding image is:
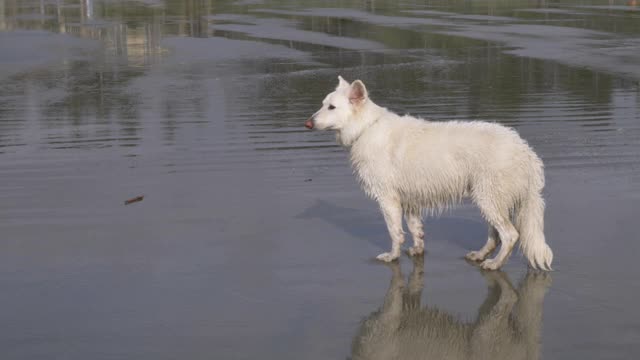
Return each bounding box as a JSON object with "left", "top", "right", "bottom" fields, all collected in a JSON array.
[{"left": 336, "top": 101, "right": 386, "bottom": 147}]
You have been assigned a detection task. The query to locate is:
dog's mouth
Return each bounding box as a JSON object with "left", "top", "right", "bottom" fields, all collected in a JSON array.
[{"left": 304, "top": 118, "right": 314, "bottom": 129}]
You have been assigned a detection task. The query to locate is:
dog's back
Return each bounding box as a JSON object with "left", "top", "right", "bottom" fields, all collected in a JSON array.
[{"left": 351, "top": 116, "right": 543, "bottom": 213}]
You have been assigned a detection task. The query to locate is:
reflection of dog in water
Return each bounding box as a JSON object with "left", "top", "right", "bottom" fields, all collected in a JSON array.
[{"left": 351, "top": 257, "right": 551, "bottom": 360}]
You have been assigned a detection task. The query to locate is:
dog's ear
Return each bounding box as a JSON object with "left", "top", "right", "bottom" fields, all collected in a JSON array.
[
  {"left": 349, "top": 80, "right": 368, "bottom": 106},
  {"left": 337, "top": 75, "right": 350, "bottom": 89}
]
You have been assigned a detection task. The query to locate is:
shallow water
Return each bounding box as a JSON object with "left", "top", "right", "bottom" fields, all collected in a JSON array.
[{"left": 1, "top": 0, "right": 639, "bottom": 359}]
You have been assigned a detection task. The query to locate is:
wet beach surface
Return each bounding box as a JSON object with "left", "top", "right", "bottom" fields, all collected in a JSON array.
[{"left": 1, "top": 0, "right": 639, "bottom": 359}]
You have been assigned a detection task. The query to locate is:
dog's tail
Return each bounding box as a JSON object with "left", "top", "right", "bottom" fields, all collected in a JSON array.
[{"left": 515, "top": 189, "right": 553, "bottom": 271}]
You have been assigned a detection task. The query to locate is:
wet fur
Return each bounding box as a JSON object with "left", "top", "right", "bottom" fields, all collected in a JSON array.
[{"left": 307, "top": 76, "right": 553, "bottom": 270}]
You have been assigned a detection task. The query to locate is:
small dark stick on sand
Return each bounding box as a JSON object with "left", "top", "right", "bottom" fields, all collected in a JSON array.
[{"left": 124, "top": 195, "right": 144, "bottom": 205}]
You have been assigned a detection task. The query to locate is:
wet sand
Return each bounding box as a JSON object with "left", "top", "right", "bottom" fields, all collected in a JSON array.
[{"left": 1, "top": 1, "right": 639, "bottom": 359}]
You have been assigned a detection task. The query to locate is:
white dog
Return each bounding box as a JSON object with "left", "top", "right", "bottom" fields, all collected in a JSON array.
[{"left": 305, "top": 76, "right": 553, "bottom": 270}]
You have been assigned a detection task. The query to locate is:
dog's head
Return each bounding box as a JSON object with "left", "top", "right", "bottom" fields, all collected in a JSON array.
[{"left": 304, "top": 76, "right": 368, "bottom": 131}]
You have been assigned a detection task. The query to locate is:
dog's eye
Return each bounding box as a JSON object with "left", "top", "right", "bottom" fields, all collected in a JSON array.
[{"left": 328, "top": 105, "right": 336, "bottom": 110}]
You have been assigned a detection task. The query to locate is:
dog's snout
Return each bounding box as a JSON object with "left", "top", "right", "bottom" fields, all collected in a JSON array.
[{"left": 305, "top": 118, "right": 314, "bottom": 129}]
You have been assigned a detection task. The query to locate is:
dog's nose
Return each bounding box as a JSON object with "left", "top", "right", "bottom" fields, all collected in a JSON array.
[{"left": 304, "top": 118, "right": 314, "bottom": 129}]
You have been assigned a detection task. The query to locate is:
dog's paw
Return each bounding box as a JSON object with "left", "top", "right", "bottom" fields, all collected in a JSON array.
[
  {"left": 480, "top": 258, "right": 502, "bottom": 271},
  {"left": 465, "top": 251, "right": 486, "bottom": 262},
  {"left": 407, "top": 246, "right": 424, "bottom": 257},
  {"left": 376, "top": 252, "right": 399, "bottom": 262}
]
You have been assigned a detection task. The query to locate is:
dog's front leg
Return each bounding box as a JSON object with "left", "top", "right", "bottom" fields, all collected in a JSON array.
[
  {"left": 405, "top": 212, "right": 425, "bottom": 256},
  {"left": 376, "top": 198, "right": 405, "bottom": 262}
]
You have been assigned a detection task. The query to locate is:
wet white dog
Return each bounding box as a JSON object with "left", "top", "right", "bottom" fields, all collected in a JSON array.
[{"left": 305, "top": 76, "right": 553, "bottom": 270}]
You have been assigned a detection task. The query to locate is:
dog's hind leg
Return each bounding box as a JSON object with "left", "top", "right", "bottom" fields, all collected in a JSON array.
[
  {"left": 405, "top": 212, "right": 425, "bottom": 256},
  {"left": 376, "top": 198, "right": 405, "bottom": 262},
  {"left": 480, "top": 217, "right": 519, "bottom": 271},
  {"left": 475, "top": 200, "right": 519, "bottom": 270},
  {"left": 465, "top": 226, "right": 499, "bottom": 262}
]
